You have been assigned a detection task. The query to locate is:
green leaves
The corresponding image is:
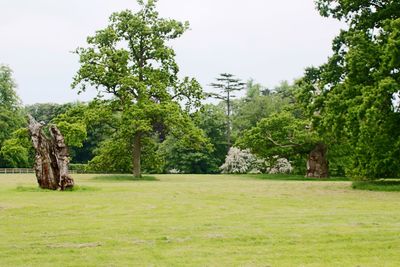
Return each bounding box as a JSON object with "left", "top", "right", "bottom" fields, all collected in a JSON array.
[
  {"left": 238, "top": 112, "right": 316, "bottom": 160},
  {"left": 0, "top": 65, "right": 21, "bottom": 110},
  {"left": 72, "top": 0, "right": 203, "bottom": 176},
  {"left": 0, "top": 128, "right": 32, "bottom": 168},
  {"left": 298, "top": 1, "right": 400, "bottom": 178}
]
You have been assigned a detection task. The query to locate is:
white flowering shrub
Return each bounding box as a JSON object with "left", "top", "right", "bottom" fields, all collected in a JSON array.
[
  {"left": 267, "top": 157, "right": 293, "bottom": 174},
  {"left": 220, "top": 148, "right": 293, "bottom": 174},
  {"left": 168, "top": 168, "right": 181, "bottom": 174},
  {"left": 220, "top": 147, "right": 258, "bottom": 174}
]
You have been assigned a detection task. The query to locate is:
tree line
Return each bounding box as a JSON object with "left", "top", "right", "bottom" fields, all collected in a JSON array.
[{"left": 0, "top": 0, "right": 399, "bottom": 180}]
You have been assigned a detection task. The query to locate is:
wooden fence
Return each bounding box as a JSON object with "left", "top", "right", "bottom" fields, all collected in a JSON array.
[
  {"left": 0, "top": 168, "right": 104, "bottom": 174},
  {"left": 0, "top": 168, "right": 34, "bottom": 174}
]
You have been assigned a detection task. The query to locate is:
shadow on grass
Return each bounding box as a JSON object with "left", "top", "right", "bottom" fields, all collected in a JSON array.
[
  {"left": 352, "top": 180, "right": 400, "bottom": 192},
  {"left": 15, "top": 185, "right": 100, "bottom": 192},
  {"left": 244, "top": 174, "right": 349, "bottom": 182},
  {"left": 91, "top": 174, "right": 158, "bottom": 182}
]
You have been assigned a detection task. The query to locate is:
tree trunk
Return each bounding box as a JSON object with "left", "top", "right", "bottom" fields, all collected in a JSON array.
[
  {"left": 226, "top": 90, "right": 231, "bottom": 149},
  {"left": 306, "top": 143, "right": 329, "bottom": 178},
  {"left": 28, "top": 115, "right": 74, "bottom": 190},
  {"left": 132, "top": 132, "right": 141, "bottom": 178}
]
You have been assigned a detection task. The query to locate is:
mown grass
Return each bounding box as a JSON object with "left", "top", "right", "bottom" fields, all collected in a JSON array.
[
  {"left": 352, "top": 179, "right": 400, "bottom": 192},
  {"left": 245, "top": 173, "right": 349, "bottom": 181},
  {"left": 91, "top": 174, "right": 158, "bottom": 182},
  {"left": 1, "top": 173, "right": 400, "bottom": 266}
]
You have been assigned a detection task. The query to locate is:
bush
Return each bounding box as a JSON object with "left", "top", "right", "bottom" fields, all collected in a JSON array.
[
  {"left": 220, "top": 147, "right": 295, "bottom": 175},
  {"left": 69, "top": 163, "right": 89, "bottom": 173},
  {"left": 220, "top": 147, "right": 258, "bottom": 174},
  {"left": 267, "top": 157, "right": 293, "bottom": 174}
]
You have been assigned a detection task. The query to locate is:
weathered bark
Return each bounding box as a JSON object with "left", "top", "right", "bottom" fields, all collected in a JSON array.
[
  {"left": 306, "top": 143, "right": 329, "bottom": 178},
  {"left": 28, "top": 115, "right": 74, "bottom": 190},
  {"left": 132, "top": 132, "right": 142, "bottom": 178}
]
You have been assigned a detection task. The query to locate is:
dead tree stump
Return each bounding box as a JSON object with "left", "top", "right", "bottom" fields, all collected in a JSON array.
[
  {"left": 28, "top": 115, "right": 74, "bottom": 190},
  {"left": 306, "top": 143, "right": 329, "bottom": 178}
]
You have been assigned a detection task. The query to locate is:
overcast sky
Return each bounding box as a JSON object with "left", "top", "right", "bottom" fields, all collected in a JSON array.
[{"left": 1, "top": 0, "right": 344, "bottom": 105}]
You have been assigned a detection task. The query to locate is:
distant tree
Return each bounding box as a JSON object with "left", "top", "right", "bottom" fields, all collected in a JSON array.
[
  {"left": 237, "top": 111, "right": 328, "bottom": 177},
  {"left": 72, "top": 0, "right": 203, "bottom": 177},
  {"left": 232, "top": 80, "right": 290, "bottom": 138},
  {"left": 25, "top": 103, "right": 75, "bottom": 124},
  {"left": 0, "top": 65, "right": 21, "bottom": 110},
  {"left": 160, "top": 132, "right": 215, "bottom": 174},
  {"left": 0, "top": 65, "right": 25, "bottom": 167},
  {"left": 0, "top": 128, "right": 32, "bottom": 168},
  {"left": 194, "top": 104, "right": 228, "bottom": 168},
  {"left": 209, "top": 73, "right": 245, "bottom": 148}
]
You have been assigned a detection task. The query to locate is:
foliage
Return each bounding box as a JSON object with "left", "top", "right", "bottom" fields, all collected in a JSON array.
[
  {"left": 160, "top": 133, "right": 216, "bottom": 174},
  {"left": 88, "top": 134, "right": 165, "bottom": 174},
  {"left": 208, "top": 73, "right": 245, "bottom": 147},
  {"left": 0, "top": 65, "right": 21, "bottom": 110},
  {"left": 238, "top": 112, "right": 317, "bottom": 161},
  {"left": 72, "top": 0, "right": 203, "bottom": 177},
  {"left": 0, "top": 128, "right": 32, "bottom": 168},
  {"left": 25, "top": 103, "right": 75, "bottom": 124},
  {"left": 88, "top": 137, "right": 132, "bottom": 173},
  {"left": 50, "top": 101, "right": 117, "bottom": 163},
  {"left": 297, "top": 1, "right": 400, "bottom": 179},
  {"left": 232, "top": 80, "right": 291, "bottom": 139},
  {"left": 55, "top": 121, "right": 87, "bottom": 148},
  {"left": 194, "top": 104, "right": 228, "bottom": 168},
  {"left": 0, "top": 65, "right": 26, "bottom": 167},
  {"left": 69, "top": 163, "right": 89, "bottom": 172}
]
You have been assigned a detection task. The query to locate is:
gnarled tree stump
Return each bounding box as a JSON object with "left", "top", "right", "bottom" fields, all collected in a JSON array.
[
  {"left": 306, "top": 143, "right": 329, "bottom": 178},
  {"left": 28, "top": 115, "right": 74, "bottom": 190}
]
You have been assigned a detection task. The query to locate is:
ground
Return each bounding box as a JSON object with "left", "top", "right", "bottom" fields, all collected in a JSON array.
[{"left": 0, "top": 174, "right": 399, "bottom": 266}]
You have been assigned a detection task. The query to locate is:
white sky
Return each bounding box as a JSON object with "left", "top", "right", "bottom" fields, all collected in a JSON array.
[{"left": 1, "top": 0, "right": 344, "bottom": 105}]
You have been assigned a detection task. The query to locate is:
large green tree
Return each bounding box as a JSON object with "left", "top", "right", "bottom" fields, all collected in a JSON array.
[
  {"left": 0, "top": 65, "right": 25, "bottom": 167},
  {"left": 72, "top": 0, "right": 202, "bottom": 177},
  {"left": 297, "top": 1, "right": 400, "bottom": 178}
]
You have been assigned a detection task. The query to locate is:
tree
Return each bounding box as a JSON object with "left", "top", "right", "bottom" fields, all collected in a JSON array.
[
  {"left": 160, "top": 129, "right": 215, "bottom": 174},
  {"left": 25, "top": 103, "right": 75, "bottom": 124},
  {"left": 209, "top": 73, "right": 245, "bottom": 148},
  {"left": 0, "top": 128, "right": 32, "bottom": 168},
  {"left": 0, "top": 65, "right": 25, "bottom": 167},
  {"left": 237, "top": 111, "right": 328, "bottom": 177},
  {"left": 72, "top": 0, "right": 202, "bottom": 178},
  {"left": 194, "top": 104, "right": 228, "bottom": 169},
  {"left": 232, "top": 80, "right": 291, "bottom": 138},
  {"left": 297, "top": 1, "right": 400, "bottom": 178},
  {"left": 0, "top": 65, "right": 21, "bottom": 110}
]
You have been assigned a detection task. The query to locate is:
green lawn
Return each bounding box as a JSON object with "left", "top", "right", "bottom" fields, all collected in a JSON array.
[{"left": 1, "top": 174, "right": 400, "bottom": 266}]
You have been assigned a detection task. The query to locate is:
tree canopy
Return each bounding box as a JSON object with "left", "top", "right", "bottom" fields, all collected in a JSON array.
[
  {"left": 0, "top": 65, "right": 26, "bottom": 167},
  {"left": 72, "top": 0, "right": 203, "bottom": 177},
  {"left": 297, "top": 0, "right": 400, "bottom": 178}
]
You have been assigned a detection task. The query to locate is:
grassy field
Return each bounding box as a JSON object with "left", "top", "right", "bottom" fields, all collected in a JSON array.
[{"left": 1, "top": 174, "right": 400, "bottom": 266}]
